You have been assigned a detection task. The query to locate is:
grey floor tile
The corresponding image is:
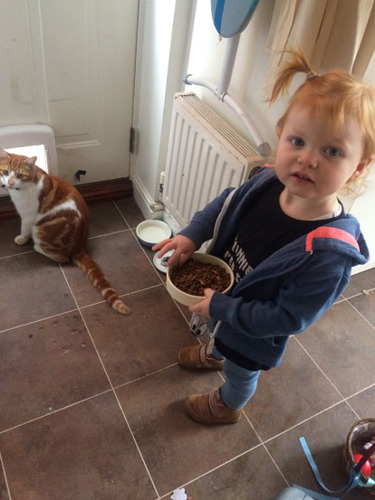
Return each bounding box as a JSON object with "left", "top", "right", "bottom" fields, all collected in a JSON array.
[
  {"left": 343, "top": 268, "right": 375, "bottom": 297},
  {"left": 349, "top": 289, "right": 375, "bottom": 327},
  {"left": 347, "top": 385, "right": 375, "bottom": 418},
  {"left": 88, "top": 201, "right": 129, "bottom": 236},
  {"left": 297, "top": 300, "right": 375, "bottom": 397},
  {"left": 115, "top": 198, "right": 145, "bottom": 228},
  {"left": 244, "top": 338, "right": 342, "bottom": 441},
  {"left": 182, "top": 446, "right": 287, "bottom": 500},
  {"left": 62, "top": 230, "right": 161, "bottom": 309},
  {"left": 0, "top": 311, "right": 110, "bottom": 431},
  {"left": 116, "top": 365, "right": 260, "bottom": 497},
  {"left": 0, "top": 252, "right": 77, "bottom": 331},
  {"left": 82, "top": 286, "right": 196, "bottom": 385},
  {"left": 0, "top": 464, "right": 9, "bottom": 500},
  {"left": 0, "top": 217, "right": 32, "bottom": 258},
  {"left": 0, "top": 392, "right": 156, "bottom": 500}
]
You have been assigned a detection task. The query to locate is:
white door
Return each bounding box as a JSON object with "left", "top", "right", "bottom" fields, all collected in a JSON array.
[{"left": 0, "top": 0, "right": 138, "bottom": 184}]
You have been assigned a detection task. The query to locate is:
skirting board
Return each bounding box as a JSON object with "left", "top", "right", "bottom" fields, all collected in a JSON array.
[
  {"left": 131, "top": 174, "right": 180, "bottom": 236},
  {"left": 131, "top": 173, "right": 165, "bottom": 221},
  {"left": 0, "top": 177, "right": 133, "bottom": 221}
]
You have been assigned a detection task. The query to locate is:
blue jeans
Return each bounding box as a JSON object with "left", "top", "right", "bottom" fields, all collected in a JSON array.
[{"left": 212, "top": 346, "right": 260, "bottom": 410}]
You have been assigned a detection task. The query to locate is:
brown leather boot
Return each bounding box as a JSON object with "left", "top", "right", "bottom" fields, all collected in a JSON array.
[
  {"left": 184, "top": 388, "right": 242, "bottom": 424},
  {"left": 178, "top": 344, "right": 224, "bottom": 371}
]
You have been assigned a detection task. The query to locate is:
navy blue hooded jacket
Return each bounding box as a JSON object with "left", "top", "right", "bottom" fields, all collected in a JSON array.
[{"left": 179, "top": 168, "right": 369, "bottom": 369}]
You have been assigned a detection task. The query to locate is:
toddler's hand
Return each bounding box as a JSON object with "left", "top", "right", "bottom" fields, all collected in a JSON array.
[
  {"left": 189, "top": 288, "right": 215, "bottom": 318},
  {"left": 152, "top": 235, "right": 196, "bottom": 267}
]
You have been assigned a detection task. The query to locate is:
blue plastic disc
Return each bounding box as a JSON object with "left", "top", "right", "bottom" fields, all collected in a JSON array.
[{"left": 211, "top": 0, "right": 260, "bottom": 37}]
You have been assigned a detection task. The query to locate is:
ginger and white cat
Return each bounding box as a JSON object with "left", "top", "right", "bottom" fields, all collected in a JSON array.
[{"left": 0, "top": 147, "right": 130, "bottom": 315}]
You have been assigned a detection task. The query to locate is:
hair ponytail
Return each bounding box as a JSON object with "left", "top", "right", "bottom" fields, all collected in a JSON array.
[{"left": 268, "top": 50, "right": 317, "bottom": 104}]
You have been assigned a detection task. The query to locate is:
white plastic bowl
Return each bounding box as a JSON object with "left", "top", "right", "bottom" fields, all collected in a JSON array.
[
  {"left": 136, "top": 220, "right": 172, "bottom": 247},
  {"left": 166, "top": 253, "right": 234, "bottom": 307}
]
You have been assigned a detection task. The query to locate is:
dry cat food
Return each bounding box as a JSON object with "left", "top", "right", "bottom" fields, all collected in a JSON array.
[{"left": 170, "top": 258, "right": 231, "bottom": 296}]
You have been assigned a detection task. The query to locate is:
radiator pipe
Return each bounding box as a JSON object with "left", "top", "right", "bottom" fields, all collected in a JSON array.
[
  {"left": 218, "top": 33, "right": 241, "bottom": 95},
  {"left": 184, "top": 75, "right": 217, "bottom": 94},
  {"left": 184, "top": 74, "right": 270, "bottom": 157},
  {"left": 222, "top": 93, "right": 271, "bottom": 157},
  {"left": 184, "top": 26, "right": 271, "bottom": 158}
]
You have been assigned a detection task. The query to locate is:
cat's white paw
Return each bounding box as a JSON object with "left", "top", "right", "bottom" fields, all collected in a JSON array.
[{"left": 14, "top": 235, "right": 30, "bottom": 245}]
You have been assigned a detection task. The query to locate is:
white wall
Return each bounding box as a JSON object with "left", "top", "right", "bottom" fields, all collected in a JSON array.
[
  {"left": 130, "top": 0, "right": 196, "bottom": 219},
  {"left": 185, "top": 0, "right": 279, "bottom": 149},
  {"left": 349, "top": 167, "right": 375, "bottom": 273}
]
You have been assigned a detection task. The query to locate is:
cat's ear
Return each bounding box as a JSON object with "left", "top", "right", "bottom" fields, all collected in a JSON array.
[
  {"left": 0, "top": 147, "right": 9, "bottom": 160},
  {"left": 25, "top": 156, "right": 37, "bottom": 167}
]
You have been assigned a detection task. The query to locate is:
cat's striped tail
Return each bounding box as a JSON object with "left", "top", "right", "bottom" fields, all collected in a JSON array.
[{"left": 73, "top": 253, "right": 131, "bottom": 315}]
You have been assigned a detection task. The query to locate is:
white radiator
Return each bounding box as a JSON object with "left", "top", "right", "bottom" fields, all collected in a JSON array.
[{"left": 162, "top": 93, "right": 261, "bottom": 232}]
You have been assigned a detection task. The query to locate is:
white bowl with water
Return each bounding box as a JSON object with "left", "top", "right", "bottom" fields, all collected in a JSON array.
[{"left": 136, "top": 220, "right": 172, "bottom": 247}]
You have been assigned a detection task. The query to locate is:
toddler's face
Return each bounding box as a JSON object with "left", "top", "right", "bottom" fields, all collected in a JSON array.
[{"left": 274, "top": 104, "right": 368, "bottom": 202}]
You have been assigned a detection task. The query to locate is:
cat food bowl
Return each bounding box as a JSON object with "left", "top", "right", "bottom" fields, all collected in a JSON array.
[
  {"left": 136, "top": 220, "right": 172, "bottom": 248},
  {"left": 166, "top": 253, "right": 234, "bottom": 307}
]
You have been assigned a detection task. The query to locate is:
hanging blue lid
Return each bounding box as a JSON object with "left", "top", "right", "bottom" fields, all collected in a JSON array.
[{"left": 211, "top": 0, "right": 260, "bottom": 37}]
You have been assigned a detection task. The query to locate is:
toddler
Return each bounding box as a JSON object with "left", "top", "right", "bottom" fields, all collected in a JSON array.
[{"left": 153, "top": 51, "right": 375, "bottom": 425}]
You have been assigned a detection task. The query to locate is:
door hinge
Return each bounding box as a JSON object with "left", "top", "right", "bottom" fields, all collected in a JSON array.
[{"left": 129, "top": 127, "right": 136, "bottom": 154}]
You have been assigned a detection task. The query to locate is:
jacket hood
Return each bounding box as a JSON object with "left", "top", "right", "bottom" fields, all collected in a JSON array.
[{"left": 305, "top": 216, "right": 369, "bottom": 266}]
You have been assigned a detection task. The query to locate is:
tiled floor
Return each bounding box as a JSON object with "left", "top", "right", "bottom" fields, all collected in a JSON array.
[{"left": 1, "top": 197, "right": 375, "bottom": 500}]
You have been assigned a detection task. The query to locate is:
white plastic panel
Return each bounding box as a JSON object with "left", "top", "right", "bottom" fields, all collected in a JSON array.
[{"left": 0, "top": 124, "right": 57, "bottom": 175}]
